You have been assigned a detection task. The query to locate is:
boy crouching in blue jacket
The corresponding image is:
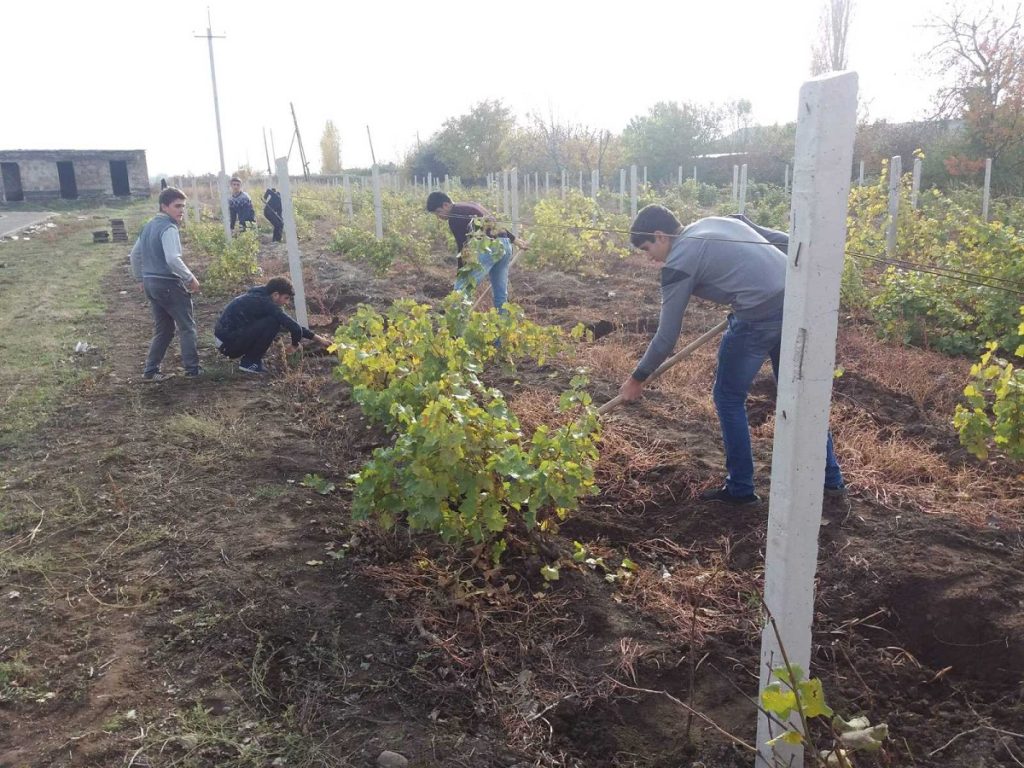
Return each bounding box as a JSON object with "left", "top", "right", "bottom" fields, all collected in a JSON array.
[{"left": 214, "top": 276, "right": 331, "bottom": 374}]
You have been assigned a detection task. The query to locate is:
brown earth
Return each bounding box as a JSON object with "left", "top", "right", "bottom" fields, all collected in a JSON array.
[{"left": 1, "top": 225, "right": 1022, "bottom": 767}]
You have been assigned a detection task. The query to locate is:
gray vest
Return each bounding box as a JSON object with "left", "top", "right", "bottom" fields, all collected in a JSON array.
[{"left": 138, "top": 213, "right": 179, "bottom": 279}]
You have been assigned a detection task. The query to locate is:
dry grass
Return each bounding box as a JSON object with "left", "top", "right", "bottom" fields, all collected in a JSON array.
[
  {"left": 837, "top": 327, "right": 971, "bottom": 417},
  {"left": 360, "top": 552, "right": 613, "bottom": 750},
  {"left": 618, "top": 537, "right": 762, "bottom": 646},
  {"left": 834, "top": 409, "right": 1024, "bottom": 527}
]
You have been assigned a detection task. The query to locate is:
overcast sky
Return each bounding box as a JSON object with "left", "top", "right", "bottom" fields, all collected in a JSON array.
[{"left": 1, "top": 0, "right": 1003, "bottom": 177}]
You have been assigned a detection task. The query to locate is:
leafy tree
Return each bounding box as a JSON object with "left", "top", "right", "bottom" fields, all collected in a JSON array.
[
  {"left": 622, "top": 101, "right": 722, "bottom": 183},
  {"left": 320, "top": 120, "right": 342, "bottom": 175},
  {"left": 810, "top": 0, "right": 854, "bottom": 75},
  {"left": 433, "top": 100, "right": 517, "bottom": 180},
  {"left": 928, "top": 5, "right": 1024, "bottom": 191},
  {"left": 404, "top": 139, "right": 451, "bottom": 179}
]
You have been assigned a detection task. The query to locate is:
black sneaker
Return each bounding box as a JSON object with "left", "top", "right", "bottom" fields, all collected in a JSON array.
[
  {"left": 142, "top": 371, "right": 175, "bottom": 382},
  {"left": 184, "top": 367, "right": 204, "bottom": 378},
  {"left": 823, "top": 485, "right": 848, "bottom": 498},
  {"left": 699, "top": 486, "right": 761, "bottom": 505},
  {"left": 238, "top": 360, "right": 267, "bottom": 375}
]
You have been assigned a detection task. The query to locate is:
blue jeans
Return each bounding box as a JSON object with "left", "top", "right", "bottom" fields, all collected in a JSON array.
[
  {"left": 143, "top": 276, "right": 199, "bottom": 375},
  {"left": 712, "top": 312, "right": 844, "bottom": 496},
  {"left": 455, "top": 237, "right": 512, "bottom": 310}
]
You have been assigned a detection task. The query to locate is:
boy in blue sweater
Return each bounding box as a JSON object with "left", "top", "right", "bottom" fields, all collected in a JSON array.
[{"left": 214, "top": 277, "right": 330, "bottom": 374}]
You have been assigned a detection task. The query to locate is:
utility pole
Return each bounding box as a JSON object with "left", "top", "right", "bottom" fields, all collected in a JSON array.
[
  {"left": 367, "top": 126, "right": 383, "bottom": 240},
  {"left": 195, "top": 10, "right": 231, "bottom": 241},
  {"left": 263, "top": 128, "right": 272, "bottom": 177},
  {"left": 291, "top": 102, "right": 310, "bottom": 180}
]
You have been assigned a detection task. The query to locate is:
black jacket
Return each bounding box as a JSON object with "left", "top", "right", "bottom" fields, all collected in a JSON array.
[{"left": 215, "top": 286, "right": 313, "bottom": 346}]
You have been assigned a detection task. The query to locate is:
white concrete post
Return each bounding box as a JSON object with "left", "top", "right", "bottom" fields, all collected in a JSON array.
[
  {"left": 693, "top": 166, "right": 698, "bottom": 182},
  {"left": 372, "top": 165, "right": 384, "bottom": 240},
  {"left": 732, "top": 164, "right": 739, "bottom": 202},
  {"left": 534, "top": 172, "right": 539, "bottom": 201},
  {"left": 755, "top": 70, "right": 858, "bottom": 768},
  {"left": 578, "top": 170, "right": 584, "bottom": 193},
  {"left": 545, "top": 171, "right": 550, "bottom": 196},
  {"left": 886, "top": 155, "right": 902, "bottom": 257},
  {"left": 190, "top": 176, "right": 200, "bottom": 223},
  {"left": 858, "top": 160, "right": 865, "bottom": 187},
  {"left": 427, "top": 172, "right": 433, "bottom": 191},
  {"left": 630, "top": 164, "right": 638, "bottom": 220},
  {"left": 591, "top": 169, "right": 599, "bottom": 198},
  {"left": 982, "top": 158, "right": 992, "bottom": 221},
  {"left": 738, "top": 163, "right": 748, "bottom": 215},
  {"left": 784, "top": 164, "right": 790, "bottom": 192},
  {"left": 642, "top": 166, "right": 647, "bottom": 186},
  {"left": 911, "top": 158, "right": 922, "bottom": 209},
  {"left": 275, "top": 157, "right": 308, "bottom": 328},
  {"left": 218, "top": 172, "right": 231, "bottom": 241},
  {"left": 561, "top": 168, "right": 566, "bottom": 200},
  {"left": 445, "top": 173, "right": 450, "bottom": 192},
  {"left": 619, "top": 168, "right": 626, "bottom": 214},
  {"left": 343, "top": 174, "right": 353, "bottom": 223},
  {"left": 678, "top": 165, "right": 683, "bottom": 186},
  {"left": 511, "top": 168, "right": 519, "bottom": 236}
]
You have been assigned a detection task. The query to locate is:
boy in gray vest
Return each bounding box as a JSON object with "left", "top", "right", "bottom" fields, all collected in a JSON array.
[{"left": 129, "top": 187, "right": 201, "bottom": 381}]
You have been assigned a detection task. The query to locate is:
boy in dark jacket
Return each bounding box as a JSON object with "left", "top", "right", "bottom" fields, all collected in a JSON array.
[
  {"left": 214, "top": 276, "right": 330, "bottom": 374},
  {"left": 263, "top": 188, "right": 284, "bottom": 242}
]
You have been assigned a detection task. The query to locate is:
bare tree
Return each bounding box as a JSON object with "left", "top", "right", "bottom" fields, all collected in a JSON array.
[
  {"left": 811, "top": 0, "right": 854, "bottom": 75},
  {"left": 927, "top": 4, "right": 1024, "bottom": 170}
]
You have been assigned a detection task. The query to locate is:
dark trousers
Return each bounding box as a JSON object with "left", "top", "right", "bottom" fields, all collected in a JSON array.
[
  {"left": 217, "top": 316, "right": 281, "bottom": 365},
  {"left": 265, "top": 208, "right": 284, "bottom": 242},
  {"left": 143, "top": 276, "right": 199, "bottom": 375}
]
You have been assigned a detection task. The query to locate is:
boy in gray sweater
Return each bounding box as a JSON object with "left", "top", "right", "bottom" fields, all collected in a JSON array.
[
  {"left": 129, "top": 187, "right": 201, "bottom": 381},
  {"left": 618, "top": 205, "right": 844, "bottom": 504}
]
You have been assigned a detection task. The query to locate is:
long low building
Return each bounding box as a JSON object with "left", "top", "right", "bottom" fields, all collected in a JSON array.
[{"left": 0, "top": 149, "right": 150, "bottom": 202}]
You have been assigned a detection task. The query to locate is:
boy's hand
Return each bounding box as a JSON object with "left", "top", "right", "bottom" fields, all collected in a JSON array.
[
  {"left": 312, "top": 334, "right": 331, "bottom": 346},
  {"left": 618, "top": 376, "right": 644, "bottom": 402},
  {"left": 187, "top": 277, "right": 200, "bottom": 293}
]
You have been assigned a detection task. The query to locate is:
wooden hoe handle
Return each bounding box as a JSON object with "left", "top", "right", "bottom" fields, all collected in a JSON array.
[{"left": 598, "top": 317, "right": 730, "bottom": 416}]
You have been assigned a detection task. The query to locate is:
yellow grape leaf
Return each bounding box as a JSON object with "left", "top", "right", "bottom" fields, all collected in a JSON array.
[
  {"left": 797, "top": 678, "right": 834, "bottom": 718},
  {"left": 761, "top": 683, "right": 797, "bottom": 717},
  {"left": 767, "top": 730, "right": 804, "bottom": 747}
]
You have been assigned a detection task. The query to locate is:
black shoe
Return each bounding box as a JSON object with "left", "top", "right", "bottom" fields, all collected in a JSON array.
[
  {"left": 699, "top": 486, "right": 761, "bottom": 505},
  {"left": 823, "top": 484, "right": 848, "bottom": 498}
]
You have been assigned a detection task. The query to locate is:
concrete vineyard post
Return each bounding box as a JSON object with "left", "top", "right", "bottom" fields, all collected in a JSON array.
[
  {"left": 275, "top": 157, "right": 308, "bottom": 328},
  {"left": 755, "top": 71, "right": 858, "bottom": 768},
  {"left": 738, "top": 164, "right": 748, "bottom": 215},
  {"left": 983, "top": 158, "right": 992, "bottom": 221},
  {"left": 911, "top": 157, "right": 922, "bottom": 209},
  {"left": 886, "top": 155, "right": 901, "bottom": 258},
  {"left": 630, "top": 164, "right": 638, "bottom": 220},
  {"left": 372, "top": 166, "right": 383, "bottom": 240}
]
